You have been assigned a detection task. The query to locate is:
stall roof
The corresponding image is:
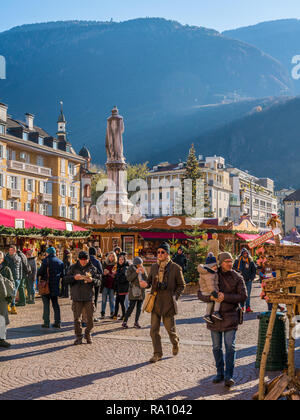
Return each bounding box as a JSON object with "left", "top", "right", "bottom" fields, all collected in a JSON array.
[
  {"left": 0, "top": 210, "right": 87, "bottom": 231},
  {"left": 139, "top": 232, "right": 212, "bottom": 240},
  {"left": 236, "top": 233, "right": 275, "bottom": 244}
]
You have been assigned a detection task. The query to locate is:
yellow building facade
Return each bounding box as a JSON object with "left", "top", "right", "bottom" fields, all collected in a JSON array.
[{"left": 0, "top": 102, "right": 92, "bottom": 222}]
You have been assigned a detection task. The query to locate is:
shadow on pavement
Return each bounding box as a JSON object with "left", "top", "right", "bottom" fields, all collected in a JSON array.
[{"left": 0, "top": 360, "right": 153, "bottom": 400}]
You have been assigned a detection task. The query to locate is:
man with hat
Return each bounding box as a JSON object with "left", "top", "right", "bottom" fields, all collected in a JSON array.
[
  {"left": 146, "top": 242, "right": 186, "bottom": 363},
  {"left": 38, "top": 247, "right": 64, "bottom": 329},
  {"left": 65, "top": 251, "right": 101, "bottom": 345},
  {"left": 198, "top": 252, "right": 247, "bottom": 388}
]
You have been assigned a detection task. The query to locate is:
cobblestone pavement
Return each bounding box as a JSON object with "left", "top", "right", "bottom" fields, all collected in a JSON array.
[{"left": 0, "top": 282, "right": 299, "bottom": 400}]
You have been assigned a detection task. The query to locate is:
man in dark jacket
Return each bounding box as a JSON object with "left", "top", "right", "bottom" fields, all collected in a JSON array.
[
  {"left": 3, "top": 245, "right": 23, "bottom": 314},
  {"left": 88, "top": 247, "right": 103, "bottom": 318},
  {"left": 38, "top": 247, "right": 64, "bottom": 329},
  {"left": 233, "top": 248, "right": 256, "bottom": 313},
  {"left": 172, "top": 247, "right": 187, "bottom": 273},
  {"left": 198, "top": 252, "right": 247, "bottom": 388},
  {"left": 147, "top": 242, "right": 186, "bottom": 363},
  {"left": 65, "top": 251, "right": 101, "bottom": 345}
]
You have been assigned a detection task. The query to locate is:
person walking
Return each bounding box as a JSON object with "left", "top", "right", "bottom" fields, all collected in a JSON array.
[
  {"left": 0, "top": 251, "right": 14, "bottom": 348},
  {"left": 198, "top": 252, "right": 247, "bottom": 388},
  {"left": 61, "top": 249, "right": 72, "bottom": 298},
  {"left": 146, "top": 242, "right": 186, "bottom": 363},
  {"left": 3, "top": 245, "right": 23, "bottom": 315},
  {"left": 88, "top": 247, "right": 103, "bottom": 318},
  {"left": 113, "top": 254, "right": 129, "bottom": 321},
  {"left": 101, "top": 251, "right": 117, "bottom": 319},
  {"left": 172, "top": 246, "right": 187, "bottom": 274},
  {"left": 65, "top": 251, "right": 101, "bottom": 345},
  {"left": 16, "top": 248, "right": 31, "bottom": 307},
  {"left": 38, "top": 247, "right": 64, "bottom": 329},
  {"left": 233, "top": 248, "right": 256, "bottom": 313},
  {"left": 122, "top": 257, "right": 147, "bottom": 329},
  {"left": 26, "top": 249, "right": 37, "bottom": 304}
]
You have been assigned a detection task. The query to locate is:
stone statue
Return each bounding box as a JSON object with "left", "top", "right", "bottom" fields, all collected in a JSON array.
[{"left": 105, "top": 106, "right": 125, "bottom": 162}]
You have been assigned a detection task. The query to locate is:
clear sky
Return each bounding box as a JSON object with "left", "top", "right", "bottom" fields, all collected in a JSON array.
[{"left": 1, "top": 0, "right": 300, "bottom": 33}]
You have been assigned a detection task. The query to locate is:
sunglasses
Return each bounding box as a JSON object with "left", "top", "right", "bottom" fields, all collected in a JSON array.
[{"left": 157, "top": 250, "right": 167, "bottom": 255}]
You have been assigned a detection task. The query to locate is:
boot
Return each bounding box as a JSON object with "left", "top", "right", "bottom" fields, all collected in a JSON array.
[
  {"left": 10, "top": 306, "right": 17, "bottom": 315},
  {"left": 7, "top": 304, "right": 11, "bottom": 314},
  {"left": 84, "top": 333, "right": 93, "bottom": 344},
  {"left": 149, "top": 354, "right": 163, "bottom": 363},
  {"left": 172, "top": 343, "right": 179, "bottom": 356},
  {"left": 0, "top": 339, "right": 11, "bottom": 349},
  {"left": 74, "top": 336, "right": 83, "bottom": 345}
]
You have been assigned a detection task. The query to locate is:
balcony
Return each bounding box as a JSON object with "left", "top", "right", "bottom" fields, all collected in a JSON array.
[
  {"left": 40, "top": 193, "right": 52, "bottom": 203},
  {"left": 70, "top": 197, "right": 78, "bottom": 206},
  {"left": 7, "top": 160, "right": 52, "bottom": 177},
  {"left": 7, "top": 189, "right": 21, "bottom": 199}
]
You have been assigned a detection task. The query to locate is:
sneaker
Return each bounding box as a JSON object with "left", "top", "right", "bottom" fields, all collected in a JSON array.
[
  {"left": 7, "top": 304, "right": 11, "bottom": 314},
  {"left": 0, "top": 339, "right": 11, "bottom": 349},
  {"left": 213, "top": 375, "right": 225, "bottom": 384},
  {"left": 246, "top": 307, "right": 253, "bottom": 313},
  {"left": 134, "top": 322, "right": 142, "bottom": 329},
  {"left": 149, "top": 354, "right": 163, "bottom": 363},
  {"left": 41, "top": 324, "right": 50, "bottom": 329},
  {"left": 101, "top": 313, "right": 105, "bottom": 320},
  {"left": 52, "top": 323, "right": 61, "bottom": 329},
  {"left": 10, "top": 306, "right": 18, "bottom": 315},
  {"left": 113, "top": 315, "right": 118, "bottom": 320},
  {"left": 203, "top": 315, "right": 214, "bottom": 324},
  {"left": 241, "top": 307, "right": 245, "bottom": 312},
  {"left": 94, "top": 317, "right": 100, "bottom": 323},
  {"left": 84, "top": 334, "right": 93, "bottom": 344},
  {"left": 211, "top": 311, "right": 223, "bottom": 321},
  {"left": 110, "top": 314, "right": 115, "bottom": 319},
  {"left": 122, "top": 322, "right": 129, "bottom": 329},
  {"left": 225, "top": 378, "right": 235, "bottom": 388}
]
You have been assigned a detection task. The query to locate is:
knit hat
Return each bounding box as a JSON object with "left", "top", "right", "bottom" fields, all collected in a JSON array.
[
  {"left": 78, "top": 251, "right": 89, "bottom": 260},
  {"left": 205, "top": 252, "right": 217, "bottom": 269},
  {"left": 133, "top": 257, "right": 143, "bottom": 266},
  {"left": 157, "top": 242, "right": 171, "bottom": 255},
  {"left": 218, "top": 252, "right": 233, "bottom": 265},
  {"left": 89, "top": 247, "right": 97, "bottom": 256},
  {"left": 46, "top": 247, "right": 56, "bottom": 256}
]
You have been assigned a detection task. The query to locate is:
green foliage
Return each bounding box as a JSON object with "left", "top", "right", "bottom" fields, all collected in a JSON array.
[
  {"left": 0, "top": 226, "right": 91, "bottom": 238},
  {"left": 182, "top": 228, "right": 208, "bottom": 284}
]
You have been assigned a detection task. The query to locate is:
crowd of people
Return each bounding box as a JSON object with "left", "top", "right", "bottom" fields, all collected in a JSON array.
[{"left": 0, "top": 241, "right": 276, "bottom": 389}]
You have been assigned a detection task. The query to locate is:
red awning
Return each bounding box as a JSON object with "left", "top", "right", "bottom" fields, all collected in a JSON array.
[
  {"left": 0, "top": 210, "right": 87, "bottom": 231},
  {"left": 139, "top": 232, "right": 212, "bottom": 240},
  {"left": 236, "top": 233, "right": 275, "bottom": 244}
]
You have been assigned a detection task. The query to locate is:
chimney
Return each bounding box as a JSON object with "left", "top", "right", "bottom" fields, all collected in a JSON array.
[
  {"left": 25, "top": 113, "right": 34, "bottom": 131},
  {"left": 0, "top": 102, "right": 8, "bottom": 122}
]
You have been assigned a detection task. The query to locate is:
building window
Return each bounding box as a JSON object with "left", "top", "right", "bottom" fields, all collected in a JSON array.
[
  {"left": 60, "top": 184, "right": 66, "bottom": 197},
  {"left": 69, "top": 207, "right": 76, "bottom": 220},
  {"left": 0, "top": 125, "right": 5, "bottom": 135},
  {"left": 23, "top": 132, "right": 29, "bottom": 141},
  {"left": 0, "top": 144, "right": 3, "bottom": 158},
  {"left": 25, "top": 202, "right": 31, "bottom": 212},
  {"left": 0, "top": 200, "right": 4, "bottom": 209},
  {"left": 61, "top": 159, "right": 65, "bottom": 175},
  {"left": 53, "top": 142, "right": 58, "bottom": 150},
  {"left": 0, "top": 173, "right": 3, "bottom": 187},
  {"left": 38, "top": 137, "right": 44, "bottom": 146},
  {"left": 70, "top": 186, "right": 76, "bottom": 198},
  {"left": 68, "top": 163, "right": 76, "bottom": 176},
  {"left": 36, "top": 156, "right": 44, "bottom": 167},
  {"left": 60, "top": 206, "right": 66, "bottom": 218},
  {"left": 10, "top": 176, "right": 18, "bottom": 190},
  {"left": 27, "top": 179, "right": 34, "bottom": 192},
  {"left": 10, "top": 201, "right": 18, "bottom": 210}
]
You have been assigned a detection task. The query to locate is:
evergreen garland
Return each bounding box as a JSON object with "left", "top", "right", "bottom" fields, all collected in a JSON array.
[{"left": 0, "top": 225, "right": 91, "bottom": 238}]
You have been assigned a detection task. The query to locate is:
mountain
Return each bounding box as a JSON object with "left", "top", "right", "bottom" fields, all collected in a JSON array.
[
  {"left": 0, "top": 18, "right": 294, "bottom": 165},
  {"left": 162, "top": 95, "right": 300, "bottom": 189},
  {"left": 223, "top": 19, "right": 300, "bottom": 93}
]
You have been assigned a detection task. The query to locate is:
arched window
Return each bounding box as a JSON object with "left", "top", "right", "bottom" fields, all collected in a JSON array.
[{"left": 84, "top": 184, "right": 91, "bottom": 198}]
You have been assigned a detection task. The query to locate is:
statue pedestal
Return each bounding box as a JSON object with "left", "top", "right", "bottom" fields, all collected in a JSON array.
[{"left": 97, "top": 160, "right": 133, "bottom": 224}]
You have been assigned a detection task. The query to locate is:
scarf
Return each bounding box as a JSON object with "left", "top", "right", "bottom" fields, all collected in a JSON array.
[
  {"left": 157, "top": 256, "right": 171, "bottom": 284},
  {"left": 237, "top": 255, "right": 250, "bottom": 271}
]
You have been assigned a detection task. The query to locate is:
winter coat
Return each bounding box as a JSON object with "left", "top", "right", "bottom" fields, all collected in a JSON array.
[
  {"left": 0, "top": 271, "right": 14, "bottom": 326},
  {"left": 114, "top": 262, "right": 130, "bottom": 295},
  {"left": 17, "top": 250, "right": 31, "bottom": 278},
  {"left": 172, "top": 253, "right": 187, "bottom": 273},
  {"left": 233, "top": 248, "right": 256, "bottom": 283},
  {"left": 198, "top": 268, "right": 247, "bottom": 332},
  {"left": 102, "top": 262, "right": 116, "bottom": 290},
  {"left": 126, "top": 264, "right": 148, "bottom": 301},
  {"left": 65, "top": 260, "right": 100, "bottom": 302},
  {"left": 147, "top": 261, "right": 186, "bottom": 317},
  {"left": 27, "top": 257, "right": 37, "bottom": 283},
  {"left": 198, "top": 265, "right": 219, "bottom": 295},
  {"left": 3, "top": 253, "right": 23, "bottom": 282},
  {"left": 38, "top": 255, "right": 64, "bottom": 297},
  {"left": 89, "top": 255, "right": 103, "bottom": 278}
]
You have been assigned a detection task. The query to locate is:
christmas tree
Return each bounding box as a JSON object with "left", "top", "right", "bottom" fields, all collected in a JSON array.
[{"left": 182, "top": 228, "right": 208, "bottom": 284}]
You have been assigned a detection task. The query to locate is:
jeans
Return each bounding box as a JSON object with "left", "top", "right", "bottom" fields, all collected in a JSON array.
[
  {"left": 124, "top": 300, "right": 143, "bottom": 323},
  {"left": 0, "top": 315, "right": 6, "bottom": 340},
  {"left": 243, "top": 280, "right": 253, "bottom": 309},
  {"left": 211, "top": 330, "right": 237, "bottom": 380},
  {"left": 101, "top": 287, "right": 115, "bottom": 315},
  {"left": 12, "top": 278, "right": 21, "bottom": 306},
  {"left": 26, "top": 276, "right": 36, "bottom": 298},
  {"left": 125, "top": 294, "right": 129, "bottom": 311},
  {"left": 42, "top": 295, "right": 61, "bottom": 325}
]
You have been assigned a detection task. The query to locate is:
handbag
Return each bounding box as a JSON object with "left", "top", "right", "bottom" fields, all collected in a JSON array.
[
  {"left": 237, "top": 304, "right": 244, "bottom": 325},
  {"left": 132, "top": 284, "right": 142, "bottom": 299},
  {"left": 38, "top": 263, "right": 50, "bottom": 296},
  {"left": 142, "top": 291, "right": 157, "bottom": 313}
]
